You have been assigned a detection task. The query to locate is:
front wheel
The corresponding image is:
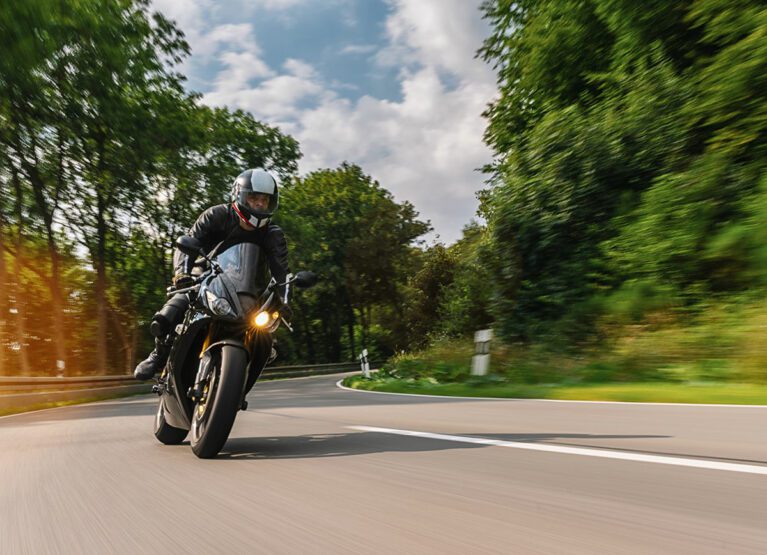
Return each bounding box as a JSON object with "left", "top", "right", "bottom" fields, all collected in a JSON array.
[
  {"left": 154, "top": 401, "right": 188, "bottom": 445},
  {"left": 190, "top": 345, "right": 248, "bottom": 458}
]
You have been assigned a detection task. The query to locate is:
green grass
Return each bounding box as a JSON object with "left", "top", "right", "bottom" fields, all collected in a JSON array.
[{"left": 343, "top": 376, "right": 767, "bottom": 405}]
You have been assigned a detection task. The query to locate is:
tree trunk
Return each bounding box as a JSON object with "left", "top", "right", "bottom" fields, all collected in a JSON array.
[
  {"left": 11, "top": 171, "right": 31, "bottom": 376},
  {"left": 321, "top": 315, "right": 333, "bottom": 362},
  {"left": 345, "top": 296, "right": 356, "bottom": 362},
  {"left": 357, "top": 306, "right": 369, "bottom": 352},
  {"left": 0, "top": 224, "right": 7, "bottom": 376},
  {"left": 11, "top": 127, "right": 70, "bottom": 376},
  {"left": 366, "top": 306, "right": 373, "bottom": 349},
  {"left": 294, "top": 297, "right": 315, "bottom": 363},
  {"left": 11, "top": 242, "right": 31, "bottom": 376},
  {"left": 129, "top": 322, "right": 138, "bottom": 373},
  {"left": 48, "top": 244, "right": 68, "bottom": 376},
  {"left": 28, "top": 164, "right": 69, "bottom": 376},
  {"left": 107, "top": 306, "right": 133, "bottom": 375},
  {"left": 331, "top": 311, "right": 342, "bottom": 363},
  {"left": 94, "top": 191, "right": 109, "bottom": 374}
]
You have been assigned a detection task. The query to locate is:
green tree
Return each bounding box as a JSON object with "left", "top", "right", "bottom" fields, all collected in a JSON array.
[
  {"left": 280, "top": 163, "right": 429, "bottom": 362},
  {"left": 0, "top": 0, "right": 304, "bottom": 375},
  {"left": 435, "top": 222, "right": 494, "bottom": 339}
]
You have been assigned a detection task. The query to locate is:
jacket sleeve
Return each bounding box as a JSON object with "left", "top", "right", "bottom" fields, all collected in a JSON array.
[
  {"left": 265, "top": 224, "right": 291, "bottom": 299},
  {"left": 173, "top": 206, "right": 228, "bottom": 276}
]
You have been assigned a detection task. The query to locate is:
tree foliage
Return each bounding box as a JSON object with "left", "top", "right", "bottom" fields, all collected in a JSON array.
[
  {"left": 279, "top": 163, "right": 430, "bottom": 362},
  {"left": 478, "top": 0, "right": 767, "bottom": 344},
  {"left": 0, "top": 0, "right": 304, "bottom": 375}
]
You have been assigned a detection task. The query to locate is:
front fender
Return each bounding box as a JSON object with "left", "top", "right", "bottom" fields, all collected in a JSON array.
[{"left": 203, "top": 339, "right": 250, "bottom": 359}]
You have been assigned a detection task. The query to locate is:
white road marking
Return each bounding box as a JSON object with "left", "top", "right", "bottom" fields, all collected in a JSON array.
[
  {"left": 336, "top": 379, "right": 767, "bottom": 408},
  {"left": 348, "top": 425, "right": 767, "bottom": 475}
]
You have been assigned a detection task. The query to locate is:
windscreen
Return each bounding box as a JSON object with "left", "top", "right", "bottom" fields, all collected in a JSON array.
[{"left": 213, "top": 242, "right": 268, "bottom": 297}]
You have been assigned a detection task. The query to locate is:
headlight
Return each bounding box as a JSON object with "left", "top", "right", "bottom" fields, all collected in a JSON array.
[
  {"left": 205, "top": 290, "right": 233, "bottom": 316},
  {"left": 254, "top": 311, "right": 271, "bottom": 328}
]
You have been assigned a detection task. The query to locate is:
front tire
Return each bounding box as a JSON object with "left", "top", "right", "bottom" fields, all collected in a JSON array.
[
  {"left": 154, "top": 401, "right": 188, "bottom": 445},
  {"left": 190, "top": 345, "right": 248, "bottom": 458}
]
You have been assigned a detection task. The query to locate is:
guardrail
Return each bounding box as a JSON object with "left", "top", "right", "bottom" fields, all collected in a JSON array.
[{"left": 0, "top": 361, "right": 382, "bottom": 413}]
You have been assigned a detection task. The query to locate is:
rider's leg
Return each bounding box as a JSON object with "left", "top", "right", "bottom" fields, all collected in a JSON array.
[
  {"left": 134, "top": 294, "right": 189, "bottom": 380},
  {"left": 149, "top": 294, "right": 189, "bottom": 337}
]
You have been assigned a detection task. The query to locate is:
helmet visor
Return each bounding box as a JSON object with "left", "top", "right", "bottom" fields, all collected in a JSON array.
[{"left": 238, "top": 190, "right": 278, "bottom": 215}]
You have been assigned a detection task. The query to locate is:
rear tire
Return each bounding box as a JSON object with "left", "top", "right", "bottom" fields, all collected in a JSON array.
[
  {"left": 190, "top": 345, "right": 248, "bottom": 459},
  {"left": 154, "top": 402, "right": 188, "bottom": 445}
]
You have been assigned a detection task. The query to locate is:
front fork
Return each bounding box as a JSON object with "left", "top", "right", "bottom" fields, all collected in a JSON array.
[
  {"left": 187, "top": 323, "right": 251, "bottom": 405},
  {"left": 187, "top": 325, "right": 216, "bottom": 401}
]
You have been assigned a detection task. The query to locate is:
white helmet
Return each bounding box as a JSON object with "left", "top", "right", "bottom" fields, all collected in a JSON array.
[{"left": 231, "top": 168, "right": 279, "bottom": 228}]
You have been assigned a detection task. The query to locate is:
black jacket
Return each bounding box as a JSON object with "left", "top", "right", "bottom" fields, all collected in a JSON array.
[{"left": 173, "top": 204, "right": 290, "bottom": 291}]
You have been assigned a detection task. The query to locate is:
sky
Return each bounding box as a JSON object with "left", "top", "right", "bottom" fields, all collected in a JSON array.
[{"left": 151, "top": 0, "right": 498, "bottom": 244}]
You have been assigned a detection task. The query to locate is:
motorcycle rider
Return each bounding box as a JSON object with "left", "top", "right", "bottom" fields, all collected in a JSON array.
[{"left": 134, "top": 168, "right": 291, "bottom": 381}]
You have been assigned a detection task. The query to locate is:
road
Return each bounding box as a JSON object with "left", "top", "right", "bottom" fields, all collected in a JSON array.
[{"left": 2, "top": 373, "right": 766, "bottom": 554}]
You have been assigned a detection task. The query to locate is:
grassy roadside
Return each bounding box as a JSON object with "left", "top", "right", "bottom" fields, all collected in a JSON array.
[
  {"left": 342, "top": 375, "right": 767, "bottom": 404},
  {"left": 345, "top": 307, "right": 767, "bottom": 406}
]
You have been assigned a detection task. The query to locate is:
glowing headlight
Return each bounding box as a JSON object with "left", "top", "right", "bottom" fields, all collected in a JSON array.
[
  {"left": 254, "top": 311, "right": 271, "bottom": 328},
  {"left": 205, "top": 290, "right": 233, "bottom": 316}
]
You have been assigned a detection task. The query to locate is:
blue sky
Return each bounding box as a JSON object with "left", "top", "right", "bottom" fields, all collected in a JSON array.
[{"left": 152, "top": 0, "right": 497, "bottom": 243}]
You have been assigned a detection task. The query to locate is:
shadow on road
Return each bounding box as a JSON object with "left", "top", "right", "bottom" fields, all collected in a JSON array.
[
  {"left": 217, "top": 431, "right": 482, "bottom": 460},
  {"left": 216, "top": 431, "right": 671, "bottom": 461}
]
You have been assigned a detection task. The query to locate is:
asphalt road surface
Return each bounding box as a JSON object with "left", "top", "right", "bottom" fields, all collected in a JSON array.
[{"left": 2, "top": 373, "right": 766, "bottom": 554}]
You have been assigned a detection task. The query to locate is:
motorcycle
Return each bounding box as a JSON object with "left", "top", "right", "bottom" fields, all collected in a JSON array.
[{"left": 152, "top": 235, "right": 316, "bottom": 458}]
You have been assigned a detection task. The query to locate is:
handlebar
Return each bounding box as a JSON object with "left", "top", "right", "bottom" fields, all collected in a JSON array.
[{"left": 167, "top": 284, "right": 200, "bottom": 297}]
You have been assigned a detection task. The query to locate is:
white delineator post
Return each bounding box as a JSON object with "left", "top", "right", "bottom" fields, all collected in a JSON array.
[
  {"left": 359, "top": 348, "right": 370, "bottom": 378},
  {"left": 471, "top": 329, "right": 493, "bottom": 376}
]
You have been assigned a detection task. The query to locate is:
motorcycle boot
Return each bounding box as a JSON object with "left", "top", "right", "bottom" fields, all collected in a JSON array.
[{"left": 134, "top": 337, "right": 172, "bottom": 381}]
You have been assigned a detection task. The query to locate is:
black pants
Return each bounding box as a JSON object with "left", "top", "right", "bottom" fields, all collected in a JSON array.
[{"left": 151, "top": 294, "right": 190, "bottom": 338}]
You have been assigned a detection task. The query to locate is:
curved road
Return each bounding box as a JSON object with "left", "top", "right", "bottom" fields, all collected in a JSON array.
[{"left": 2, "top": 374, "right": 766, "bottom": 553}]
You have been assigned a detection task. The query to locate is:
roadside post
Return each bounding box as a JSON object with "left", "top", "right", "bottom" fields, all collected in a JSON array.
[
  {"left": 471, "top": 329, "right": 493, "bottom": 376},
  {"left": 359, "top": 348, "right": 370, "bottom": 378}
]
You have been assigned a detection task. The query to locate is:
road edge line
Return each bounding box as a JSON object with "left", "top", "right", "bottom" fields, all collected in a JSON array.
[{"left": 348, "top": 425, "right": 767, "bottom": 475}]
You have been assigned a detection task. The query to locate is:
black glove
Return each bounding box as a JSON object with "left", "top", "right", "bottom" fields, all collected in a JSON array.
[
  {"left": 173, "top": 273, "right": 194, "bottom": 289},
  {"left": 279, "top": 304, "right": 293, "bottom": 322}
]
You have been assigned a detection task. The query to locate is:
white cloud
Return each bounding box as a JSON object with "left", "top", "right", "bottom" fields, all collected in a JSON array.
[
  {"left": 249, "top": 0, "right": 310, "bottom": 9},
  {"left": 289, "top": 0, "right": 496, "bottom": 242},
  {"left": 151, "top": 0, "right": 212, "bottom": 35},
  {"left": 339, "top": 43, "right": 377, "bottom": 55},
  {"left": 214, "top": 50, "right": 274, "bottom": 91},
  {"left": 378, "top": 0, "right": 494, "bottom": 83},
  {"left": 283, "top": 58, "right": 318, "bottom": 80},
  {"left": 153, "top": 0, "right": 496, "bottom": 243},
  {"left": 205, "top": 73, "right": 325, "bottom": 121},
  {"left": 293, "top": 66, "right": 495, "bottom": 241}
]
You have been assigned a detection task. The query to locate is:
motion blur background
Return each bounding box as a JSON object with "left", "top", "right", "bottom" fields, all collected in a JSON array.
[{"left": 1, "top": 0, "right": 766, "bottom": 392}]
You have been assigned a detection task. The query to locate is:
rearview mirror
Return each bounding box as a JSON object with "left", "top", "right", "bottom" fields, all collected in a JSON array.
[
  {"left": 176, "top": 236, "right": 204, "bottom": 258},
  {"left": 293, "top": 271, "right": 318, "bottom": 288}
]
